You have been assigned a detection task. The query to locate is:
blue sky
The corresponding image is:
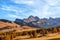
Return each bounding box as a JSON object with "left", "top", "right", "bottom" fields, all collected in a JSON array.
[{"left": 0, "top": 0, "right": 60, "bottom": 21}]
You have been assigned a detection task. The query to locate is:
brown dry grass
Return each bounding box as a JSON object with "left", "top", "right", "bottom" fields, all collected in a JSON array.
[
  {"left": 0, "top": 21, "right": 20, "bottom": 28},
  {"left": 0, "top": 21, "right": 60, "bottom": 40},
  {"left": 14, "top": 33, "right": 60, "bottom": 40}
]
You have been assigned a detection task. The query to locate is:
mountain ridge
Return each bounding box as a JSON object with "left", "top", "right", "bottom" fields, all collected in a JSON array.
[
  {"left": 15, "top": 15, "right": 60, "bottom": 29},
  {"left": 0, "top": 15, "right": 60, "bottom": 29}
]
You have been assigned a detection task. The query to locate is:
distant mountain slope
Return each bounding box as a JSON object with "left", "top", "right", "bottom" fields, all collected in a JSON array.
[
  {"left": 0, "top": 19, "right": 20, "bottom": 30},
  {"left": 0, "top": 19, "right": 33, "bottom": 30},
  {"left": 15, "top": 16, "right": 60, "bottom": 28}
]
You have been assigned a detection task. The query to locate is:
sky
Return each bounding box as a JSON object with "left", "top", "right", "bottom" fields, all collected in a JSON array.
[{"left": 0, "top": 0, "right": 60, "bottom": 21}]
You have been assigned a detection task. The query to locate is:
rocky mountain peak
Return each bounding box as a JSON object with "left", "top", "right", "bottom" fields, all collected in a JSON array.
[{"left": 15, "top": 15, "right": 60, "bottom": 29}]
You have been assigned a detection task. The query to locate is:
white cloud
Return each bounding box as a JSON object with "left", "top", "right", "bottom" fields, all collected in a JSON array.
[
  {"left": 8, "top": 14, "right": 21, "bottom": 19},
  {"left": 1, "top": 5, "right": 26, "bottom": 15},
  {"left": 1, "top": 5, "right": 30, "bottom": 18},
  {"left": 12, "top": 0, "right": 34, "bottom": 5},
  {"left": 1, "top": 5, "right": 19, "bottom": 13},
  {"left": 1, "top": 0, "right": 60, "bottom": 19},
  {"left": 46, "top": 0, "right": 59, "bottom": 6},
  {"left": 7, "top": 0, "right": 60, "bottom": 18}
]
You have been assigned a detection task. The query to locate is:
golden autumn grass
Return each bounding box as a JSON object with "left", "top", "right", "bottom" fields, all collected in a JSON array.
[
  {"left": 0, "top": 21, "right": 60, "bottom": 40},
  {"left": 21, "top": 33, "right": 60, "bottom": 40}
]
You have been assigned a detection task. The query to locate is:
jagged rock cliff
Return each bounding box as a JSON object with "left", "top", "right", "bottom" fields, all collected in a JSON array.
[{"left": 15, "top": 16, "right": 60, "bottom": 28}]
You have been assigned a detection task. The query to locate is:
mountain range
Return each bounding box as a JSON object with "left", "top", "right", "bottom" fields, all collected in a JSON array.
[{"left": 15, "top": 15, "right": 60, "bottom": 29}]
